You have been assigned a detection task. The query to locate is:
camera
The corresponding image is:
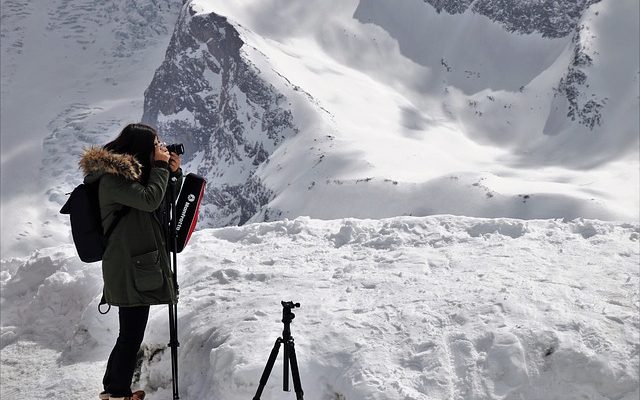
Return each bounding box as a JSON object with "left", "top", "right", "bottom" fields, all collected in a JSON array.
[{"left": 166, "top": 143, "right": 185, "bottom": 155}]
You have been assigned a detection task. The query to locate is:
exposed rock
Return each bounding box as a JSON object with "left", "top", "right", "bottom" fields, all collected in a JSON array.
[
  {"left": 424, "top": 0, "right": 601, "bottom": 38},
  {"left": 554, "top": 30, "right": 606, "bottom": 129},
  {"left": 143, "top": 4, "right": 298, "bottom": 228}
]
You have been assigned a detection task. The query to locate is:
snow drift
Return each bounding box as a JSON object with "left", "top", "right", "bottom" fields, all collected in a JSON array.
[{"left": 2, "top": 216, "right": 638, "bottom": 399}]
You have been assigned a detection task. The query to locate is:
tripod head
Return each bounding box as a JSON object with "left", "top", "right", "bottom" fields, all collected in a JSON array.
[
  {"left": 281, "top": 301, "right": 300, "bottom": 325},
  {"left": 281, "top": 301, "right": 300, "bottom": 309}
]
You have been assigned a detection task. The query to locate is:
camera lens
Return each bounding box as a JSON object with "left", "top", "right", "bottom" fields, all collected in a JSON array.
[{"left": 167, "top": 143, "right": 185, "bottom": 155}]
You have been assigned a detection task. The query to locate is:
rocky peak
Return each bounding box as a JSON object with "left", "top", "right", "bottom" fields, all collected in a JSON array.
[{"left": 143, "top": 3, "right": 298, "bottom": 227}]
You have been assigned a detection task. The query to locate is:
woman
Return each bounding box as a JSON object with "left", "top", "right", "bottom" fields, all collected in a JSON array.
[{"left": 79, "top": 123, "right": 182, "bottom": 400}]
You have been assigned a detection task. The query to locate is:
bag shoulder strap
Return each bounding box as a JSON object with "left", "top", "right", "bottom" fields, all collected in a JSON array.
[
  {"left": 103, "top": 206, "right": 130, "bottom": 239},
  {"left": 95, "top": 176, "right": 130, "bottom": 240}
]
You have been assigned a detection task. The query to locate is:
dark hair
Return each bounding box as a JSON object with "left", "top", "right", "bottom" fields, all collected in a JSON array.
[{"left": 104, "top": 123, "right": 158, "bottom": 183}]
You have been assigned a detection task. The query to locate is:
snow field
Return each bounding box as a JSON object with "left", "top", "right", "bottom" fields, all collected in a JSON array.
[{"left": 1, "top": 216, "right": 638, "bottom": 399}]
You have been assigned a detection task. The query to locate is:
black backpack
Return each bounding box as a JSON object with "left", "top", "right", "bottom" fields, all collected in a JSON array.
[{"left": 60, "top": 180, "right": 129, "bottom": 263}]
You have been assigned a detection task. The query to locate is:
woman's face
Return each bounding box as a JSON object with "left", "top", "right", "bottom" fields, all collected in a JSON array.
[
  {"left": 154, "top": 137, "right": 167, "bottom": 154},
  {"left": 151, "top": 136, "right": 167, "bottom": 163},
  {"left": 154, "top": 137, "right": 166, "bottom": 149}
]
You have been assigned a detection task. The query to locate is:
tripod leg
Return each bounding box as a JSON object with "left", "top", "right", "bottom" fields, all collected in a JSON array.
[
  {"left": 283, "top": 337, "right": 290, "bottom": 392},
  {"left": 168, "top": 304, "right": 180, "bottom": 400},
  {"left": 286, "top": 341, "right": 304, "bottom": 400},
  {"left": 253, "top": 338, "right": 282, "bottom": 400},
  {"left": 167, "top": 177, "right": 181, "bottom": 399}
]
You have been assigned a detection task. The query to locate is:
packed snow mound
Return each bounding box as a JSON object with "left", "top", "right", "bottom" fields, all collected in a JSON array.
[{"left": 2, "top": 216, "right": 638, "bottom": 399}]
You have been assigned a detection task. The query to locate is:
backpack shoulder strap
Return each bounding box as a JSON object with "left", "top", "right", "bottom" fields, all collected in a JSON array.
[
  {"left": 103, "top": 206, "right": 130, "bottom": 240},
  {"left": 96, "top": 176, "right": 131, "bottom": 240}
]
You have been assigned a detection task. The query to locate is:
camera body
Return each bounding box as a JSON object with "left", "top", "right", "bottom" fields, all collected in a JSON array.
[{"left": 167, "top": 143, "right": 185, "bottom": 155}]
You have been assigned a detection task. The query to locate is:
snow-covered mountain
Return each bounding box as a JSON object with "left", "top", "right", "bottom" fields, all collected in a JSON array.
[
  {"left": 1, "top": 1, "right": 639, "bottom": 399},
  {"left": 140, "top": 0, "right": 639, "bottom": 230},
  {"left": 142, "top": 10, "right": 299, "bottom": 226},
  {"left": 1, "top": 0, "right": 638, "bottom": 258}
]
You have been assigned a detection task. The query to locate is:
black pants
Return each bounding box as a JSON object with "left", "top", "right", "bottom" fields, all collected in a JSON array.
[{"left": 103, "top": 306, "right": 150, "bottom": 397}]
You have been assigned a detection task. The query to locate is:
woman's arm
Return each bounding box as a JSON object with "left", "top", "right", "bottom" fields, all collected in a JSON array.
[{"left": 103, "top": 163, "right": 170, "bottom": 212}]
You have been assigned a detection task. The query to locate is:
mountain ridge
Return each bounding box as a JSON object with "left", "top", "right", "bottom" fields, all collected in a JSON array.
[
  {"left": 142, "top": 0, "right": 638, "bottom": 228},
  {"left": 423, "top": 0, "right": 601, "bottom": 38}
]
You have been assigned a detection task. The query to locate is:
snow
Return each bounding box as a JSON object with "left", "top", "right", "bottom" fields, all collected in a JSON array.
[
  {"left": 159, "top": 108, "right": 199, "bottom": 128},
  {"left": 2, "top": 0, "right": 638, "bottom": 259},
  {"left": 2, "top": 216, "right": 638, "bottom": 399},
  {"left": 196, "top": 0, "right": 639, "bottom": 224},
  {"left": 0, "top": 0, "right": 183, "bottom": 258},
  {"left": 1, "top": 0, "right": 638, "bottom": 398}
]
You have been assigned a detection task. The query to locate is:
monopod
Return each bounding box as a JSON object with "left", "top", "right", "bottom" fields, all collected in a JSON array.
[{"left": 167, "top": 176, "right": 180, "bottom": 400}]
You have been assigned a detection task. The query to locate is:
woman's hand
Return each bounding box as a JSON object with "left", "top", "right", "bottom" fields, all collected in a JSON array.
[
  {"left": 154, "top": 145, "right": 170, "bottom": 163},
  {"left": 169, "top": 152, "right": 182, "bottom": 173}
]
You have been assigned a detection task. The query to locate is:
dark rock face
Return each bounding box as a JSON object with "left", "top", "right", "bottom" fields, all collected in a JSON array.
[
  {"left": 554, "top": 30, "right": 605, "bottom": 129},
  {"left": 424, "top": 0, "right": 474, "bottom": 15},
  {"left": 143, "top": 5, "right": 297, "bottom": 227},
  {"left": 424, "top": 0, "right": 601, "bottom": 38}
]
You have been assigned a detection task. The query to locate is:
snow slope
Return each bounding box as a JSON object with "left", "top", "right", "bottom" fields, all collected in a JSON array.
[
  {"left": 0, "top": 0, "right": 183, "bottom": 258},
  {"left": 2, "top": 216, "right": 638, "bottom": 399}
]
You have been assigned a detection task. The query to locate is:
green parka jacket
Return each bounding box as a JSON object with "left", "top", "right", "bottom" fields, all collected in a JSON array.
[{"left": 80, "top": 147, "right": 180, "bottom": 307}]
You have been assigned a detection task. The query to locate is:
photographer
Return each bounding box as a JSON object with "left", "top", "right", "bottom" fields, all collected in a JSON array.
[{"left": 79, "top": 123, "right": 182, "bottom": 400}]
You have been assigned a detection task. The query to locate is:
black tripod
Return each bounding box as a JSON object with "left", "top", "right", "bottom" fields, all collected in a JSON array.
[
  {"left": 253, "top": 301, "right": 304, "bottom": 400},
  {"left": 165, "top": 176, "right": 180, "bottom": 400}
]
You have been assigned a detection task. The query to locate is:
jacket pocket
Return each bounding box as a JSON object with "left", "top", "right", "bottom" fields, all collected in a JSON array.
[{"left": 131, "top": 250, "right": 163, "bottom": 292}]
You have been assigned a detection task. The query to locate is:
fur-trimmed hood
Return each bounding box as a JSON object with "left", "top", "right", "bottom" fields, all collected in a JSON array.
[{"left": 80, "top": 147, "right": 142, "bottom": 183}]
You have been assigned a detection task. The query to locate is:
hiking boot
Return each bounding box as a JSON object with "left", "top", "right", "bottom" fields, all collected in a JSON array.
[{"left": 109, "top": 390, "right": 145, "bottom": 400}]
